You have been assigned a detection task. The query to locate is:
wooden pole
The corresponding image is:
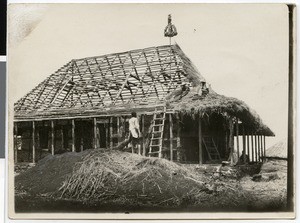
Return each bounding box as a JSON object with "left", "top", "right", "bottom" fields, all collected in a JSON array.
[
  {"left": 257, "top": 135, "right": 261, "bottom": 162},
  {"left": 229, "top": 119, "right": 234, "bottom": 165},
  {"left": 71, "top": 120, "right": 75, "bottom": 152},
  {"left": 32, "top": 121, "right": 36, "bottom": 164},
  {"left": 51, "top": 120, "right": 54, "bottom": 155},
  {"left": 142, "top": 115, "right": 145, "bottom": 156},
  {"left": 169, "top": 114, "right": 174, "bottom": 162},
  {"left": 14, "top": 123, "right": 18, "bottom": 163},
  {"left": 198, "top": 116, "right": 203, "bottom": 164},
  {"left": 251, "top": 134, "right": 254, "bottom": 162},
  {"left": 247, "top": 134, "right": 250, "bottom": 158},
  {"left": 255, "top": 135, "right": 258, "bottom": 162},
  {"left": 236, "top": 119, "right": 240, "bottom": 159},
  {"left": 176, "top": 115, "right": 181, "bottom": 162},
  {"left": 37, "top": 129, "right": 40, "bottom": 160},
  {"left": 254, "top": 135, "right": 257, "bottom": 162},
  {"left": 264, "top": 135, "right": 266, "bottom": 160},
  {"left": 242, "top": 124, "right": 246, "bottom": 163},
  {"left": 93, "top": 118, "right": 97, "bottom": 149},
  {"left": 110, "top": 117, "right": 113, "bottom": 148},
  {"left": 260, "top": 135, "right": 265, "bottom": 162},
  {"left": 117, "top": 116, "right": 120, "bottom": 146}
]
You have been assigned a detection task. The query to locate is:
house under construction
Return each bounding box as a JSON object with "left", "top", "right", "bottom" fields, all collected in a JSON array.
[{"left": 13, "top": 44, "right": 274, "bottom": 164}]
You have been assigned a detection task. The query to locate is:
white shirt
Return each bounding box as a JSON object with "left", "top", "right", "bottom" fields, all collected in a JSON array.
[{"left": 129, "top": 117, "right": 140, "bottom": 138}]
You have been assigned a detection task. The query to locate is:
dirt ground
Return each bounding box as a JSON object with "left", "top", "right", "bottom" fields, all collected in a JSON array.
[{"left": 14, "top": 151, "right": 288, "bottom": 213}]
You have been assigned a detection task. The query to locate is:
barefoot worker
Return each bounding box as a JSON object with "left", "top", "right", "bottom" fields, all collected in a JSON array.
[{"left": 129, "top": 111, "right": 141, "bottom": 154}]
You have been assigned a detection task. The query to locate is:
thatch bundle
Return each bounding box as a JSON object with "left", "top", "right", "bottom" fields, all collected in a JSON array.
[{"left": 58, "top": 149, "right": 207, "bottom": 205}]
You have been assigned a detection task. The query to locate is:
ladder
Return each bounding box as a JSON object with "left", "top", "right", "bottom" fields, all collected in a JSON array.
[
  {"left": 148, "top": 106, "right": 167, "bottom": 158},
  {"left": 202, "top": 136, "right": 221, "bottom": 162}
]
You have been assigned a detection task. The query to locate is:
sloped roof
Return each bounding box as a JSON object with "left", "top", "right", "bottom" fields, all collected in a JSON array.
[
  {"left": 13, "top": 44, "right": 274, "bottom": 136},
  {"left": 14, "top": 44, "right": 204, "bottom": 119}
]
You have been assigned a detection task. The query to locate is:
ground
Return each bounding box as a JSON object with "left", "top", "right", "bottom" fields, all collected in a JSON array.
[{"left": 14, "top": 150, "right": 288, "bottom": 213}]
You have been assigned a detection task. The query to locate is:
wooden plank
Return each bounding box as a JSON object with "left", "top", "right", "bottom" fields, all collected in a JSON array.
[
  {"left": 32, "top": 121, "right": 36, "bottom": 164},
  {"left": 93, "top": 118, "right": 97, "bottom": 149},
  {"left": 51, "top": 120, "right": 54, "bottom": 155},
  {"left": 169, "top": 114, "right": 174, "bottom": 162},
  {"left": 236, "top": 119, "right": 240, "bottom": 159},
  {"left": 198, "top": 116, "right": 203, "bottom": 164},
  {"left": 72, "top": 119, "right": 75, "bottom": 152}
]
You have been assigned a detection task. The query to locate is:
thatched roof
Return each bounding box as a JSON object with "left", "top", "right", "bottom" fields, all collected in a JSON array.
[
  {"left": 169, "top": 88, "right": 274, "bottom": 136},
  {"left": 14, "top": 44, "right": 274, "bottom": 136},
  {"left": 265, "top": 139, "right": 287, "bottom": 159}
]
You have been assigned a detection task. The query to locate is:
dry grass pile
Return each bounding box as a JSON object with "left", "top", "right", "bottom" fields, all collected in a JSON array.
[{"left": 58, "top": 149, "right": 207, "bottom": 206}]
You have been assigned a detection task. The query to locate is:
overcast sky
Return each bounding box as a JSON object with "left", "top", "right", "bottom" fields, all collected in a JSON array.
[{"left": 8, "top": 4, "right": 289, "bottom": 146}]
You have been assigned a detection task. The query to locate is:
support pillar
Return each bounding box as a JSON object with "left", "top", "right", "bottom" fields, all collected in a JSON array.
[
  {"left": 32, "top": 121, "right": 36, "bottom": 164},
  {"left": 257, "top": 135, "right": 261, "bottom": 162},
  {"left": 242, "top": 124, "right": 246, "bottom": 163},
  {"left": 229, "top": 118, "right": 234, "bottom": 164},
  {"left": 51, "top": 120, "right": 54, "bottom": 155},
  {"left": 142, "top": 115, "right": 145, "bottom": 156},
  {"left": 251, "top": 134, "right": 254, "bottom": 162},
  {"left": 93, "top": 118, "right": 97, "bottom": 149},
  {"left": 110, "top": 117, "right": 113, "bottom": 148},
  {"left": 72, "top": 120, "right": 75, "bottom": 152},
  {"left": 263, "top": 135, "right": 266, "bottom": 160},
  {"left": 176, "top": 115, "right": 182, "bottom": 162},
  {"left": 236, "top": 119, "right": 240, "bottom": 159},
  {"left": 14, "top": 123, "right": 18, "bottom": 163},
  {"left": 254, "top": 134, "right": 258, "bottom": 162},
  {"left": 246, "top": 134, "right": 250, "bottom": 159},
  {"left": 169, "top": 114, "right": 174, "bottom": 162},
  {"left": 198, "top": 116, "right": 203, "bottom": 164}
]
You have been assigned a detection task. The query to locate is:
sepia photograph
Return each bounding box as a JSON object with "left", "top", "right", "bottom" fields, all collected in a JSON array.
[{"left": 7, "top": 3, "right": 295, "bottom": 219}]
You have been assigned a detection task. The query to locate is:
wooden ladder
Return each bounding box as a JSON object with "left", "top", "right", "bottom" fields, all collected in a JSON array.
[
  {"left": 202, "top": 136, "right": 221, "bottom": 162},
  {"left": 148, "top": 106, "right": 167, "bottom": 158}
]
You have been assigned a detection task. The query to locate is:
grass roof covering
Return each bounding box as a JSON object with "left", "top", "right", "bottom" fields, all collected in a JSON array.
[{"left": 169, "top": 88, "right": 274, "bottom": 136}]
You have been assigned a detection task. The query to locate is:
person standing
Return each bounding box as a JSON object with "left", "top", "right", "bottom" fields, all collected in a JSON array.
[{"left": 129, "top": 111, "right": 141, "bottom": 154}]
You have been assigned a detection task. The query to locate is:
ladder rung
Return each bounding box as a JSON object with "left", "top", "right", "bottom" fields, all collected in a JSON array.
[
  {"left": 153, "top": 124, "right": 164, "bottom": 126},
  {"left": 148, "top": 151, "right": 160, "bottom": 154},
  {"left": 150, "top": 144, "right": 161, "bottom": 147},
  {"left": 151, "top": 137, "right": 162, "bottom": 140}
]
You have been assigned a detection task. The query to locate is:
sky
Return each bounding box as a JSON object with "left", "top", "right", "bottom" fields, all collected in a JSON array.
[{"left": 8, "top": 4, "right": 289, "bottom": 146}]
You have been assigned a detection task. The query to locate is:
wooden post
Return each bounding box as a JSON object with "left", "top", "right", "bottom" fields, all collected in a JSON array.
[
  {"left": 37, "top": 129, "right": 40, "bottom": 160},
  {"left": 93, "top": 118, "right": 97, "bottom": 149},
  {"left": 242, "top": 124, "right": 246, "bottom": 163},
  {"left": 51, "top": 120, "right": 54, "bottom": 155},
  {"left": 263, "top": 135, "right": 266, "bottom": 160},
  {"left": 14, "top": 123, "right": 18, "bottom": 163},
  {"left": 257, "top": 135, "right": 261, "bottom": 162},
  {"left": 117, "top": 117, "right": 120, "bottom": 145},
  {"left": 198, "top": 116, "right": 203, "bottom": 164},
  {"left": 176, "top": 116, "right": 181, "bottom": 162},
  {"left": 61, "top": 127, "right": 64, "bottom": 151},
  {"left": 169, "top": 114, "right": 174, "bottom": 162},
  {"left": 251, "top": 134, "right": 254, "bottom": 162},
  {"left": 260, "top": 135, "right": 265, "bottom": 162},
  {"left": 229, "top": 119, "right": 234, "bottom": 165},
  {"left": 254, "top": 134, "right": 258, "bottom": 162},
  {"left": 110, "top": 117, "right": 113, "bottom": 148},
  {"left": 142, "top": 115, "right": 146, "bottom": 156},
  {"left": 236, "top": 119, "right": 240, "bottom": 159},
  {"left": 32, "top": 121, "right": 36, "bottom": 164},
  {"left": 246, "top": 134, "right": 250, "bottom": 159},
  {"left": 71, "top": 120, "right": 75, "bottom": 152}
]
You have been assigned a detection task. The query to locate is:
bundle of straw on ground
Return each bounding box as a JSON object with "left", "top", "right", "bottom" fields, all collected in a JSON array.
[{"left": 57, "top": 149, "right": 207, "bottom": 206}]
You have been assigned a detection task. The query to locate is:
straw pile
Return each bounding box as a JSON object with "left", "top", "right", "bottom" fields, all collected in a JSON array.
[{"left": 57, "top": 149, "right": 207, "bottom": 206}]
